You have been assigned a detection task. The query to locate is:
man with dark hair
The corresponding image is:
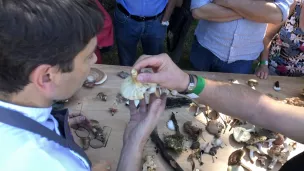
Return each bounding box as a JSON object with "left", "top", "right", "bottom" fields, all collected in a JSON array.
[{"left": 0, "top": 0, "right": 166, "bottom": 170}]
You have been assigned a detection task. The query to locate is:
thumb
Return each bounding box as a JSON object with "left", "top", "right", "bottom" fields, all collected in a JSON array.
[
  {"left": 137, "top": 72, "right": 162, "bottom": 84},
  {"left": 69, "top": 115, "right": 86, "bottom": 126}
]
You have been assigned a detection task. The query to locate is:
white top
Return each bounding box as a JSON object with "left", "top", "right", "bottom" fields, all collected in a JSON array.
[{"left": 0, "top": 101, "right": 90, "bottom": 171}]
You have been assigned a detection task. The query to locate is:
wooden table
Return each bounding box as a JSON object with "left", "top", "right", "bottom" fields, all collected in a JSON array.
[{"left": 66, "top": 64, "right": 304, "bottom": 171}]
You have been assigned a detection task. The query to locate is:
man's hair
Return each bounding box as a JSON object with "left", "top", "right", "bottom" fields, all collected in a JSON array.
[{"left": 0, "top": 0, "right": 103, "bottom": 94}]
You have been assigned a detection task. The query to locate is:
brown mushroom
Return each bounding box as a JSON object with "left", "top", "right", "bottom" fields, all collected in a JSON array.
[
  {"left": 273, "top": 134, "right": 285, "bottom": 146},
  {"left": 257, "top": 156, "right": 268, "bottom": 166},
  {"left": 227, "top": 149, "right": 252, "bottom": 171},
  {"left": 206, "top": 120, "right": 224, "bottom": 136}
]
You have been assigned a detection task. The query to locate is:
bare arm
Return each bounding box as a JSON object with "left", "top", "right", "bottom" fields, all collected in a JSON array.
[
  {"left": 192, "top": 3, "right": 242, "bottom": 22},
  {"left": 133, "top": 54, "right": 304, "bottom": 144},
  {"left": 117, "top": 142, "right": 143, "bottom": 171},
  {"left": 162, "top": 0, "right": 177, "bottom": 22},
  {"left": 213, "top": 0, "right": 293, "bottom": 24},
  {"left": 198, "top": 79, "right": 304, "bottom": 143}
]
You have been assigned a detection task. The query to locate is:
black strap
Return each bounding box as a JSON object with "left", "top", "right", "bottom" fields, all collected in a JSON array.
[{"left": 0, "top": 106, "right": 91, "bottom": 168}]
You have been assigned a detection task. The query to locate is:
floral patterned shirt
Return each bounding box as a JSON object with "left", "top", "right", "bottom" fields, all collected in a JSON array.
[{"left": 269, "top": 0, "right": 304, "bottom": 76}]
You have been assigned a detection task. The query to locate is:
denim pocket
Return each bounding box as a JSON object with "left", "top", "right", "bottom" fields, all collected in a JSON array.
[{"left": 114, "top": 8, "right": 128, "bottom": 24}]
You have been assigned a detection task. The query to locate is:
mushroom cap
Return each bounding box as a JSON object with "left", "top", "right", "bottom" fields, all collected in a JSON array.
[
  {"left": 268, "top": 145, "right": 283, "bottom": 158},
  {"left": 248, "top": 79, "right": 258, "bottom": 87},
  {"left": 206, "top": 120, "right": 224, "bottom": 135},
  {"left": 273, "top": 134, "right": 285, "bottom": 146},
  {"left": 120, "top": 69, "right": 157, "bottom": 100},
  {"left": 246, "top": 145, "right": 259, "bottom": 152},
  {"left": 246, "top": 135, "right": 267, "bottom": 145},
  {"left": 228, "top": 149, "right": 246, "bottom": 165},
  {"left": 233, "top": 127, "right": 251, "bottom": 142}
]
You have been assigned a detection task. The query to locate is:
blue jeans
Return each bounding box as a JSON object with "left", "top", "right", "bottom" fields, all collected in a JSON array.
[
  {"left": 190, "top": 37, "right": 254, "bottom": 74},
  {"left": 114, "top": 7, "right": 167, "bottom": 66}
]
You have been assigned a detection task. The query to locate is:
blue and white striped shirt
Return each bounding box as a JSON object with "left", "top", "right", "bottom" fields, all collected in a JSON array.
[{"left": 191, "top": 0, "right": 293, "bottom": 63}]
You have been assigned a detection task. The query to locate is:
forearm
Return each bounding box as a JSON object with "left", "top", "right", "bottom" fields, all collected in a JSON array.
[
  {"left": 197, "top": 79, "right": 304, "bottom": 143},
  {"left": 260, "top": 36, "right": 272, "bottom": 61},
  {"left": 117, "top": 142, "right": 144, "bottom": 171},
  {"left": 162, "top": 0, "right": 177, "bottom": 22},
  {"left": 192, "top": 3, "right": 242, "bottom": 22},
  {"left": 216, "top": 0, "right": 283, "bottom": 24}
]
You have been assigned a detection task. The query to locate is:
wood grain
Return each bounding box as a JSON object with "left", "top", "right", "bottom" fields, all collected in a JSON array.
[{"left": 67, "top": 64, "right": 304, "bottom": 171}]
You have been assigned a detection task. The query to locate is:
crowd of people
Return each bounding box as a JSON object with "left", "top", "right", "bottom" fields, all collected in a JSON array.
[
  {"left": 103, "top": 0, "right": 303, "bottom": 78},
  {"left": 0, "top": 0, "right": 304, "bottom": 171}
]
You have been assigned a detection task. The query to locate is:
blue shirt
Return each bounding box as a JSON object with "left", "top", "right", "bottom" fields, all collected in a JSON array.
[
  {"left": 117, "top": 0, "right": 168, "bottom": 16},
  {"left": 191, "top": 0, "right": 293, "bottom": 63}
]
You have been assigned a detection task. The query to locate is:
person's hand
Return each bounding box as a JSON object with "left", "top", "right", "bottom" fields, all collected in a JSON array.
[
  {"left": 123, "top": 94, "right": 167, "bottom": 147},
  {"left": 68, "top": 113, "right": 90, "bottom": 127},
  {"left": 133, "top": 53, "right": 189, "bottom": 92},
  {"left": 255, "top": 65, "right": 269, "bottom": 79}
]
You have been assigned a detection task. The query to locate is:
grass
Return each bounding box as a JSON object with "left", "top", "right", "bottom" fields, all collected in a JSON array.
[{"left": 101, "top": 1, "right": 197, "bottom": 70}]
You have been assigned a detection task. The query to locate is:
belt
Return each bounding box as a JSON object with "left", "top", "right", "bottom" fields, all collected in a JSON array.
[{"left": 117, "top": 4, "right": 164, "bottom": 22}]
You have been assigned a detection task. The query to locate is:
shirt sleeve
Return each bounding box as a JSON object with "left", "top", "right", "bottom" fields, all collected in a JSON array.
[
  {"left": 191, "top": 0, "right": 211, "bottom": 10},
  {"left": 274, "top": 0, "right": 294, "bottom": 21}
]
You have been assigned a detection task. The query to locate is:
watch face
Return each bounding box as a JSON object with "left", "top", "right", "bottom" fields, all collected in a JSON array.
[
  {"left": 188, "top": 83, "right": 195, "bottom": 91},
  {"left": 265, "top": 61, "right": 269, "bottom": 65}
]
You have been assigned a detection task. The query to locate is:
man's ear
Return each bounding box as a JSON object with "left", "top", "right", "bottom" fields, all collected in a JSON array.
[{"left": 30, "top": 65, "right": 58, "bottom": 96}]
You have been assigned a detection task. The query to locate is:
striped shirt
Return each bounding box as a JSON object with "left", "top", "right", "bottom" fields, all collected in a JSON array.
[{"left": 191, "top": 0, "right": 293, "bottom": 63}]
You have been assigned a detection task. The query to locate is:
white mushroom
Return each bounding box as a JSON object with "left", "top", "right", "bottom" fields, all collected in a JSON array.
[
  {"left": 246, "top": 146, "right": 260, "bottom": 163},
  {"left": 265, "top": 139, "right": 276, "bottom": 148},
  {"left": 120, "top": 69, "right": 157, "bottom": 100},
  {"left": 233, "top": 127, "right": 252, "bottom": 143},
  {"left": 211, "top": 138, "right": 224, "bottom": 148},
  {"left": 167, "top": 120, "right": 175, "bottom": 131}
]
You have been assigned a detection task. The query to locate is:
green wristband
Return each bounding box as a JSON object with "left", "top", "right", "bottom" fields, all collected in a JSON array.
[{"left": 191, "top": 76, "right": 206, "bottom": 95}]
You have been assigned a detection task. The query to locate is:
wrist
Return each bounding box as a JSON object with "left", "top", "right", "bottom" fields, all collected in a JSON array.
[
  {"left": 259, "top": 60, "right": 269, "bottom": 66},
  {"left": 179, "top": 72, "right": 190, "bottom": 92}
]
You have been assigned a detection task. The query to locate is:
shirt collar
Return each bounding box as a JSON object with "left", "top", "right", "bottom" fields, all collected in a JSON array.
[{"left": 0, "top": 100, "right": 52, "bottom": 122}]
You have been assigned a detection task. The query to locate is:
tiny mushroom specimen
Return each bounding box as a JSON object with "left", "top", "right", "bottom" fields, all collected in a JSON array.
[
  {"left": 273, "top": 81, "right": 281, "bottom": 91},
  {"left": 167, "top": 120, "right": 175, "bottom": 131},
  {"left": 257, "top": 156, "right": 268, "bottom": 167},
  {"left": 109, "top": 108, "right": 118, "bottom": 116},
  {"left": 120, "top": 69, "right": 157, "bottom": 100},
  {"left": 97, "top": 92, "right": 107, "bottom": 101},
  {"left": 211, "top": 137, "right": 224, "bottom": 148},
  {"left": 206, "top": 120, "right": 224, "bottom": 137},
  {"left": 142, "top": 155, "right": 157, "bottom": 171},
  {"left": 247, "top": 79, "right": 258, "bottom": 87},
  {"left": 117, "top": 71, "right": 130, "bottom": 79},
  {"left": 83, "top": 76, "right": 96, "bottom": 88},
  {"left": 227, "top": 149, "right": 252, "bottom": 171},
  {"left": 267, "top": 145, "right": 286, "bottom": 170}
]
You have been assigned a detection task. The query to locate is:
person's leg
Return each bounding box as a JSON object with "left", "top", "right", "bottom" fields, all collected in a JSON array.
[
  {"left": 217, "top": 59, "right": 254, "bottom": 74},
  {"left": 114, "top": 7, "right": 142, "bottom": 66},
  {"left": 141, "top": 16, "right": 167, "bottom": 55},
  {"left": 189, "top": 37, "right": 214, "bottom": 71}
]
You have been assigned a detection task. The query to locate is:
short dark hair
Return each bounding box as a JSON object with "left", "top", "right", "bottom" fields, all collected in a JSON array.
[{"left": 0, "top": 0, "right": 103, "bottom": 94}]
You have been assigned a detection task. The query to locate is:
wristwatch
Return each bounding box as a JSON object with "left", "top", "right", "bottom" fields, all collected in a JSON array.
[
  {"left": 181, "top": 74, "right": 196, "bottom": 94},
  {"left": 260, "top": 60, "right": 269, "bottom": 66}
]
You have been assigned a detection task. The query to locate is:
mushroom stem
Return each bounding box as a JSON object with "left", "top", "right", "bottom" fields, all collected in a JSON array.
[
  {"left": 249, "top": 150, "right": 255, "bottom": 164},
  {"left": 268, "top": 157, "right": 278, "bottom": 170},
  {"left": 266, "top": 139, "right": 276, "bottom": 148},
  {"left": 256, "top": 143, "right": 267, "bottom": 155}
]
